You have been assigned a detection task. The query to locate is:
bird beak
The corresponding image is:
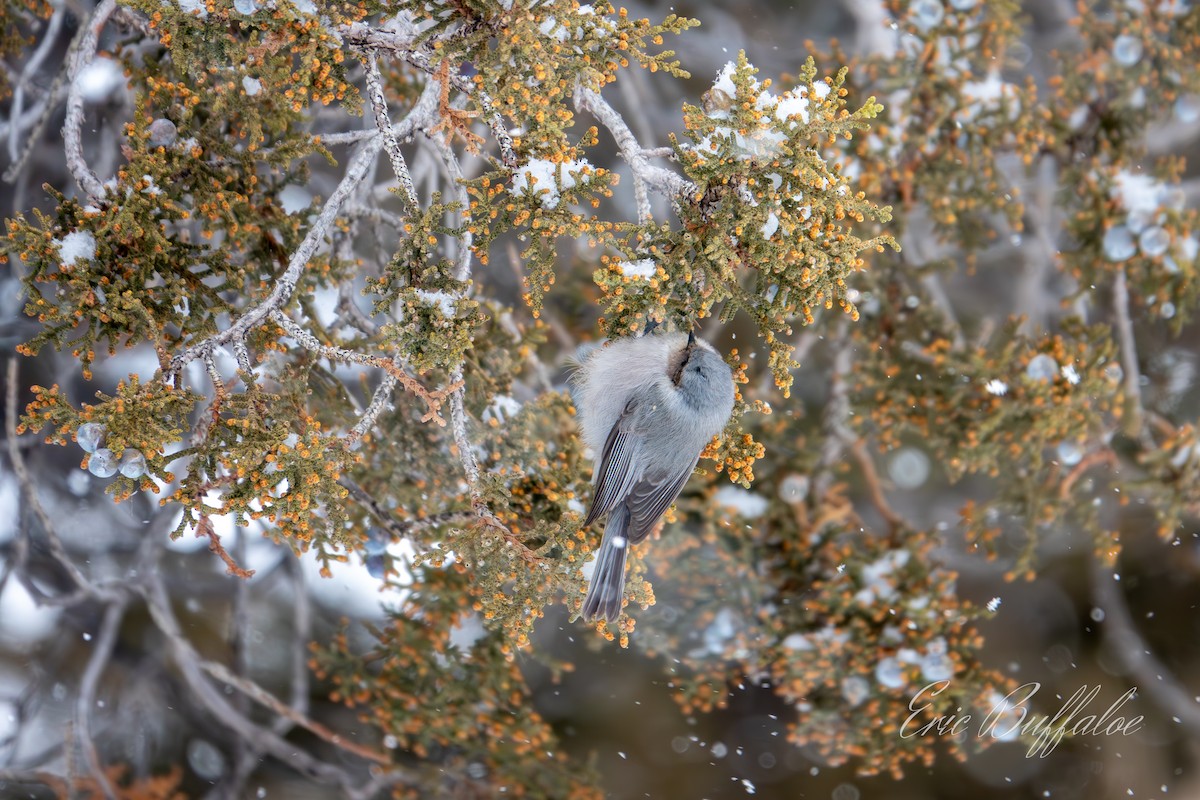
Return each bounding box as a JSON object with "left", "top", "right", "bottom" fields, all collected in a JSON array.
[{"left": 687, "top": 330, "right": 696, "bottom": 347}]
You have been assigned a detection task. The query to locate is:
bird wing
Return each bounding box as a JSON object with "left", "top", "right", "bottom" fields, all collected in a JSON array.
[
  {"left": 583, "top": 399, "right": 644, "bottom": 528},
  {"left": 624, "top": 460, "right": 697, "bottom": 543},
  {"left": 583, "top": 396, "right": 696, "bottom": 541}
]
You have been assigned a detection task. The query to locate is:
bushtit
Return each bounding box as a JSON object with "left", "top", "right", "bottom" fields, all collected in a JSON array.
[{"left": 571, "top": 330, "right": 736, "bottom": 623}]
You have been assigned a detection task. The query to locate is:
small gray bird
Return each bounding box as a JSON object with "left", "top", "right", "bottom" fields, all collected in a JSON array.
[{"left": 570, "top": 330, "right": 736, "bottom": 623}]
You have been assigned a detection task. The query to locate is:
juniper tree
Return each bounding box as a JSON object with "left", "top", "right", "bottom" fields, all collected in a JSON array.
[{"left": 1, "top": 0, "right": 1199, "bottom": 797}]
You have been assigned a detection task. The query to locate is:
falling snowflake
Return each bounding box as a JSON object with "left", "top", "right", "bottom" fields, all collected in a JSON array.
[{"left": 985, "top": 379, "right": 1008, "bottom": 396}]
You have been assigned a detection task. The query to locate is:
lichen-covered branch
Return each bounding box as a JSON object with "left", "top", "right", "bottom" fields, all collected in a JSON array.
[{"left": 359, "top": 47, "right": 420, "bottom": 212}]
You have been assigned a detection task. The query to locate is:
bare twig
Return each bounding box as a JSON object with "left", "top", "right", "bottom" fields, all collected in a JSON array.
[
  {"left": 198, "top": 660, "right": 391, "bottom": 766},
  {"left": 345, "top": 202, "right": 406, "bottom": 231},
  {"left": 270, "top": 307, "right": 396, "bottom": 374},
  {"left": 1112, "top": 267, "right": 1144, "bottom": 435},
  {"left": 335, "top": 276, "right": 381, "bottom": 337},
  {"left": 196, "top": 515, "right": 256, "bottom": 578},
  {"left": 815, "top": 323, "right": 853, "bottom": 499},
  {"left": 62, "top": 0, "right": 117, "bottom": 200},
  {"left": 111, "top": 4, "right": 154, "bottom": 35},
  {"left": 899, "top": 340, "right": 938, "bottom": 364},
  {"left": 447, "top": 372, "right": 532, "bottom": 554},
  {"left": 345, "top": 359, "right": 458, "bottom": 440},
  {"left": 221, "top": 550, "right": 313, "bottom": 798},
  {"left": 973, "top": 315, "right": 997, "bottom": 350},
  {"left": 4, "top": 8, "right": 80, "bottom": 184},
  {"left": 76, "top": 601, "right": 126, "bottom": 800},
  {"left": 1146, "top": 115, "right": 1200, "bottom": 157},
  {"left": 348, "top": 370, "right": 401, "bottom": 442},
  {"left": 921, "top": 272, "right": 966, "bottom": 349},
  {"left": 1015, "top": 157, "right": 1059, "bottom": 336},
  {"left": 0, "top": 93, "right": 59, "bottom": 146},
  {"left": 284, "top": 552, "right": 311, "bottom": 715},
  {"left": 346, "top": 770, "right": 417, "bottom": 800},
  {"left": 316, "top": 128, "right": 385, "bottom": 146},
  {"left": 169, "top": 80, "right": 439, "bottom": 385},
  {"left": 0, "top": 770, "right": 70, "bottom": 795},
  {"left": 233, "top": 339, "right": 252, "bottom": 375},
  {"left": 342, "top": 477, "right": 474, "bottom": 540},
  {"left": 419, "top": 129, "right": 473, "bottom": 282},
  {"left": 792, "top": 329, "right": 821, "bottom": 374},
  {"left": 5, "top": 359, "right": 92, "bottom": 593},
  {"left": 615, "top": 75, "right": 656, "bottom": 221},
  {"left": 1090, "top": 557, "right": 1200, "bottom": 737},
  {"left": 203, "top": 355, "right": 226, "bottom": 397},
  {"left": 846, "top": 437, "right": 905, "bottom": 536},
  {"left": 448, "top": 372, "right": 486, "bottom": 504},
  {"left": 6, "top": 9, "right": 64, "bottom": 170},
  {"left": 230, "top": 529, "right": 252, "bottom": 697},
  {"left": 318, "top": 100, "right": 437, "bottom": 149},
  {"left": 575, "top": 87, "right": 695, "bottom": 213},
  {"left": 1059, "top": 448, "right": 1118, "bottom": 500}
]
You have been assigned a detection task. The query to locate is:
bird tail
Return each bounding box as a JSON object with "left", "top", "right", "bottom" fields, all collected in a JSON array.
[{"left": 582, "top": 503, "right": 631, "bottom": 624}]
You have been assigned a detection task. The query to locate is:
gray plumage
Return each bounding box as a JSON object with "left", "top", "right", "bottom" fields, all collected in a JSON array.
[{"left": 570, "top": 331, "right": 736, "bottom": 623}]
